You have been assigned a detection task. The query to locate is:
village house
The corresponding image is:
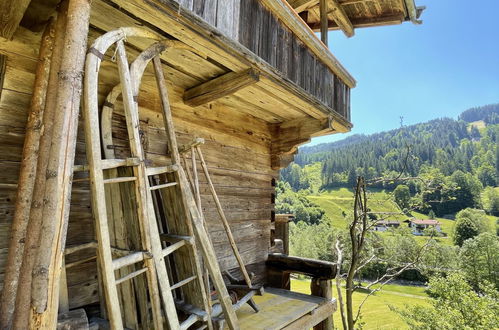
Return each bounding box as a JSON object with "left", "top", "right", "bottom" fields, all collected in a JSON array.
[
  {"left": 405, "top": 219, "right": 442, "bottom": 236},
  {"left": 373, "top": 220, "right": 401, "bottom": 232},
  {"left": 0, "top": 0, "right": 424, "bottom": 329}
]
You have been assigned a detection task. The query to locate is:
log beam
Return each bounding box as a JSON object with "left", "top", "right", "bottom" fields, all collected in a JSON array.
[
  {"left": 12, "top": 3, "right": 69, "bottom": 329},
  {"left": 0, "top": 19, "right": 56, "bottom": 330},
  {"left": 328, "top": 0, "right": 355, "bottom": 37},
  {"left": 266, "top": 253, "right": 337, "bottom": 279},
  {"left": 0, "top": 0, "right": 31, "bottom": 39},
  {"left": 28, "top": 0, "right": 91, "bottom": 327},
  {"left": 183, "top": 68, "right": 260, "bottom": 107}
]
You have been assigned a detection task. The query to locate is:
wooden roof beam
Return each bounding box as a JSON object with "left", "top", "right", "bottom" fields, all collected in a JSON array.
[
  {"left": 328, "top": 0, "right": 355, "bottom": 37},
  {"left": 183, "top": 69, "right": 260, "bottom": 107},
  {"left": 0, "top": 0, "right": 31, "bottom": 39},
  {"left": 289, "top": 0, "right": 319, "bottom": 13},
  {"left": 310, "top": 13, "right": 405, "bottom": 31}
]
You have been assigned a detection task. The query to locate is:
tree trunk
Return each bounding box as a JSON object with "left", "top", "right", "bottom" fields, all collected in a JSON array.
[
  {"left": 28, "top": 0, "right": 91, "bottom": 327},
  {"left": 0, "top": 19, "right": 55, "bottom": 330}
]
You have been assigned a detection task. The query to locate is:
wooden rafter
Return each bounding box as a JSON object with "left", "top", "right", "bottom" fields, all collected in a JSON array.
[
  {"left": 310, "top": 13, "right": 405, "bottom": 31},
  {"left": 289, "top": 0, "right": 319, "bottom": 13},
  {"left": 0, "top": 0, "right": 31, "bottom": 39},
  {"left": 289, "top": 0, "right": 354, "bottom": 37},
  {"left": 183, "top": 68, "right": 260, "bottom": 107},
  {"left": 328, "top": 0, "right": 355, "bottom": 37}
]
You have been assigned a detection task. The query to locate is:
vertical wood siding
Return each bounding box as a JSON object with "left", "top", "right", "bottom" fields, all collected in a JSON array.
[{"left": 177, "top": 0, "right": 350, "bottom": 121}]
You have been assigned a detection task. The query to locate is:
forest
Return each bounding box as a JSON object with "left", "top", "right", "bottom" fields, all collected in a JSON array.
[
  {"left": 277, "top": 104, "right": 499, "bottom": 329},
  {"left": 282, "top": 103, "right": 499, "bottom": 217}
]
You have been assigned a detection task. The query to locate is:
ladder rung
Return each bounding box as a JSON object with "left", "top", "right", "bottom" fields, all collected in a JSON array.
[
  {"left": 103, "top": 176, "right": 137, "bottom": 184},
  {"left": 102, "top": 157, "right": 140, "bottom": 170},
  {"left": 149, "top": 182, "right": 177, "bottom": 191},
  {"left": 180, "top": 314, "right": 200, "bottom": 330},
  {"left": 170, "top": 275, "right": 198, "bottom": 291},
  {"left": 73, "top": 157, "right": 140, "bottom": 172},
  {"left": 146, "top": 164, "right": 179, "bottom": 176},
  {"left": 161, "top": 240, "right": 186, "bottom": 258},
  {"left": 115, "top": 268, "right": 148, "bottom": 285},
  {"left": 160, "top": 234, "right": 194, "bottom": 245},
  {"left": 112, "top": 251, "right": 151, "bottom": 270}
]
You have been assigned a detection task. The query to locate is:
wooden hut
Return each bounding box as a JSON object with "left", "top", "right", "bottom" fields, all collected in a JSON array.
[{"left": 0, "top": 0, "right": 423, "bottom": 329}]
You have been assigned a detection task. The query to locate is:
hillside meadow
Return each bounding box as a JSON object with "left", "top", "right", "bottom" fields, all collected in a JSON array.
[
  {"left": 291, "top": 278, "right": 429, "bottom": 330},
  {"left": 307, "top": 188, "right": 498, "bottom": 246}
]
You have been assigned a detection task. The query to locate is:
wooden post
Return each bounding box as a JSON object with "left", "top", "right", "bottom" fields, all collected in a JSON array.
[
  {"left": 319, "top": 0, "right": 328, "bottom": 46},
  {"left": 28, "top": 0, "right": 91, "bottom": 327},
  {"left": 274, "top": 214, "right": 293, "bottom": 255},
  {"left": 311, "top": 278, "right": 333, "bottom": 330},
  {"left": 12, "top": 3, "right": 68, "bottom": 328},
  {"left": 0, "top": 19, "right": 55, "bottom": 329}
]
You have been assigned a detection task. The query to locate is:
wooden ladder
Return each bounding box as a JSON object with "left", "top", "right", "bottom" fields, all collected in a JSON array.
[{"left": 83, "top": 28, "right": 239, "bottom": 330}]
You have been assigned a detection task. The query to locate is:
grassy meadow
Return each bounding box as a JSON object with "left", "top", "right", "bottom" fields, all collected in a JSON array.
[
  {"left": 291, "top": 278, "right": 428, "bottom": 330},
  {"left": 307, "top": 188, "right": 497, "bottom": 246}
]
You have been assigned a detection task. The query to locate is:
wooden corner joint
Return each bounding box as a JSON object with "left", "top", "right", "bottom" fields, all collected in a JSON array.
[
  {"left": 183, "top": 68, "right": 260, "bottom": 107},
  {"left": 270, "top": 116, "right": 336, "bottom": 169}
]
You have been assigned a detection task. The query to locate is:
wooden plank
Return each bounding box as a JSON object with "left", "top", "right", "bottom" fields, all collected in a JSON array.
[
  {"left": 184, "top": 69, "right": 260, "bottom": 107},
  {"left": 231, "top": 289, "right": 319, "bottom": 329},
  {"left": 0, "top": 0, "right": 31, "bottom": 39},
  {"left": 108, "top": 0, "right": 356, "bottom": 124},
  {"left": 259, "top": 0, "right": 356, "bottom": 87},
  {"left": 216, "top": 0, "right": 235, "bottom": 39},
  {"left": 283, "top": 299, "right": 336, "bottom": 330}
]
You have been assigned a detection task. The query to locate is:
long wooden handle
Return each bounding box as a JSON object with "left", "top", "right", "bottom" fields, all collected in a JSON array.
[{"left": 195, "top": 146, "right": 253, "bottom": 288}]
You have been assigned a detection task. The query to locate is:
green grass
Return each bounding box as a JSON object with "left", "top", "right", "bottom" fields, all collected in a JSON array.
[
  {"left": 309, "top": 188, "right": 405, "bottom": 230},
  {"left": 308, "top": 188, "right": 498, "bottom": 246},
  {"left": 291, "top": 278, "right": 429, "bottom": 329}
]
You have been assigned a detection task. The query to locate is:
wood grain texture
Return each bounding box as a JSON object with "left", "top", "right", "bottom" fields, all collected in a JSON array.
[
  {"left": 0, "top": 0, "right": 31, "bottom": 39},
  {"left": 184, "top": 69, "right": 260, "bottom": 107}
]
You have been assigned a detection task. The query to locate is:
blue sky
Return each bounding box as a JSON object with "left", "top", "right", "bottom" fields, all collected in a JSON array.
[{"left": 309, "top": 0, "right": 499, "bottom": 145}]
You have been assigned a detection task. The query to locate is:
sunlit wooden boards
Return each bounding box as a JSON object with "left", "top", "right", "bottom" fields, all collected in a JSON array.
[
  {"left": 230, "top": 288, "right": 336, "bottom": 329},
  {"left": 101, "top": 0, "right": 352, "bottom": 130},
  {"left": 0, "top": 23, "right": 277, "bottom": 309}
]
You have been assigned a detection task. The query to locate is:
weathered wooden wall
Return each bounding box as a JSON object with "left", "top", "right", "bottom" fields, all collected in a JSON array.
[
  {"left": 0, "top": 25, "right": 276, "bottom": 310},
  {"left": 238, "top": 0, "right": 350, "bottom": 120},
  {"left": 176, "top": 0, "right": 351, "bottom": 121}
]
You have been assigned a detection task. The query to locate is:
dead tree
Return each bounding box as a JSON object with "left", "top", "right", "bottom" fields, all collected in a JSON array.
[{"left": 334, "top": 176, "right": 431, "bottom": 330}]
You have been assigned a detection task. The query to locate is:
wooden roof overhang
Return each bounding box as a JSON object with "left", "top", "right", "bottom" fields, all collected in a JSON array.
[
  {"left": 4, "top": 0, "right": 357, "bottom": 168},
  {"left": 288, "top": 0, "right": 425, "bottom": 37}
]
